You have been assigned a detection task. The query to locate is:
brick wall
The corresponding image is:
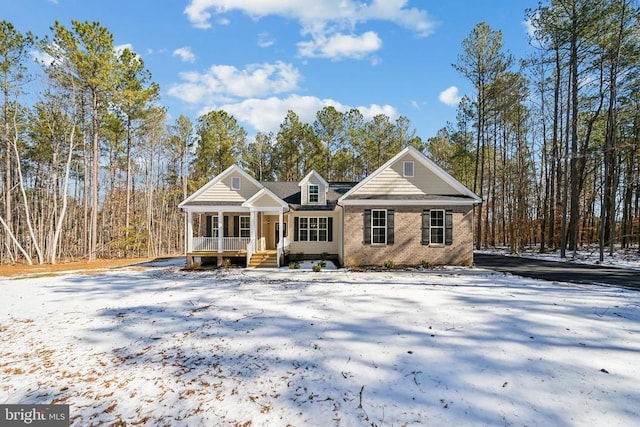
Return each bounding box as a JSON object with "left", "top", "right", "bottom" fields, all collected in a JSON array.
[{"left": 343, "top": 205, "right": 474, "bottom": 267}]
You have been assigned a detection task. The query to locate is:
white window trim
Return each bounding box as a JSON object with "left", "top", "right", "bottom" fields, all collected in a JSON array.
[
  {"left": 298, "top": 216, "right": 328, "bottom": 242},
  {"left": 239, "top": 215, "right": 250, "bottom": 237},
  {"left": 371, "top": 209, "right": 387, "bottom": 245},
  {"left": 231, "top": 176, "right": 241, "bottom": 190},
  {"left": 210, "top": 215, "right": 219, "bottom": 238},
  {"left": 403, "top": 160, "right": 414, "bottom": 177},
  {"left": 308, "top": 184, "right": 319, "bottom": 204},
  {"left": 430, "top": 209, "right": 445, "bottom": 245}
]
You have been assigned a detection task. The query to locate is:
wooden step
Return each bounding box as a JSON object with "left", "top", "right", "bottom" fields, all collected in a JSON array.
[{"left": 248, "top": 251, "right": 278, "bottom": 268}]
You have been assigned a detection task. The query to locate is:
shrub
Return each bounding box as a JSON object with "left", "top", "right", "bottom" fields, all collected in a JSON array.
[
  {"left": 421, "top": 260, "right": 433, "bottom": 269},
  {"left": 292, "top": 252, "right": 305, "bottom": 262},
  {"left": 289, "top": 261, "right": 300, "bottom": 269},
  {"left": 312, "top": 263, "right": 322, "bottom": 272},
  {"left": 320, "top": 252, "right": 328, "bottom": 261},
  {"left": 344, "top": 256, "right": 359, "bottom": 268},
  {"left": 383, "top": 259, "right": 394, "bottom": 269}
]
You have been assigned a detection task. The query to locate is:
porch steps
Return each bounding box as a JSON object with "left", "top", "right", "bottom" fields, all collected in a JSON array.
[{"left": 248, "top": 250, "right": 278, "bottom": 268}]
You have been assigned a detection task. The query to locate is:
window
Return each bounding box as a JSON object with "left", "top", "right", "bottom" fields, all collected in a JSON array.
[
  {"left": 231, "top": 176, "right": 241, "bottom": 190},
  {"left": 239, "top": 216, "right": 250, "bottom": 238},
  {"left": 364, "top": 209, "right": 394, "bottom": 245},
  {"left": 430, "top": 210, "right": 445, "bottom": 244},
  {"left": 403, "top": 161, "right": 414, "bottom": 177},
  {"left": 371, "top": 209, "right": 387, "bottom": 244},
  {"left": 275, "top": 222, "right": 288, "bottom": 244},
  {"left": 297, "top": 216, "right": 329, "bottom": 242},
  {"left": 308, "top": 184, "right": 319, "bottom": 203},
  {"left": 422, "top": 210, "right": 453, "bottom": 245},
  {"left": 206, "top": 215, "right": 219, "bottom": 237}
]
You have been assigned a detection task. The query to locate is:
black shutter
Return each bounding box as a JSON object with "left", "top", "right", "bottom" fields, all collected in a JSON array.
[
  {"left": 387, "top": 209, "right": 394, "bottom": 245},
  {"left": 445, "top": 210, "right": 453, "bottom": 245},
  {"left": 363, "top": 209, "right": 371, "bottom": 244},
  {"left": 205, "top": 216, "right": 212, "bottom": 237},
  {"left": 422, "top": 210, "right": 430, "bottom": 245},
  {"left": 294, "top": 217, "right": 299, "bottom": 241},
  {"left": 223, "top": 215, "right": 229, "bottom": 237},
  {"left": 328, "top": 217, "right": 333, "bottom": 242},
  {"left": 233, "top": 216, "right": 239, "bottom": 237}
]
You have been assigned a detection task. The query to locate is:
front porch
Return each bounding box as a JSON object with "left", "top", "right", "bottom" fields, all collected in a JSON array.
[
  {"left": 184, "top": 209, "right": 290, "bottom": 268},
  {"left": 185, "top": 236, "right": 272, "bottom": 268},
  {"left": 180, "top": 180, "right": 292, "bottom": 269}
]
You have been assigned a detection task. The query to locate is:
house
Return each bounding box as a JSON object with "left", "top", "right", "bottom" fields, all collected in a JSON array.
[{"left": 178, "top": 146, "right": 481, "bottom": 268}]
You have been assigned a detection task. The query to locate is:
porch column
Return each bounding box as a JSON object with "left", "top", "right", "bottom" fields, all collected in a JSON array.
[
  {"left": 186, "top": 211, "right": 193, "bottom": 253},
  {"left": 217, "top": 211, "right": 223, "bottom": 253},
  {"left": 278, "top": 210, "right": 284, "bottom": 249},
  {"left": 278, "top": 210, "right": 284, "bottom": 268},
  {"left": 250, "top": 209, "right": 257, "bottom": 247}
]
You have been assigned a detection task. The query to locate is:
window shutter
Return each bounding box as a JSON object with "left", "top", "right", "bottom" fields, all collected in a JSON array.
[
  {"left": 387, "top": 209, "right": 394, "bottom": 245},
  {"left": 363, "top": 209, "right": 371, "bottom": 244},
  {"left": 422, "top": 210, "right": 430, "bottom": 245},
  {"left": 223, "top": 216, "right": 229, "bottom": 237},
  {"left": 328, "top": 217, "right": 333, "bottom": 242},
  {"left": 445, "top": 210, "right": 453, "bottom": 245},
  {"left": 205, "top": 216, "right": 212, "bottom": 237},
  {"left": 294, "top": 217, "right": 299, "bottom": 241},
  {"left": 233, "top": 216, "right": 239, "bottom": 237}
]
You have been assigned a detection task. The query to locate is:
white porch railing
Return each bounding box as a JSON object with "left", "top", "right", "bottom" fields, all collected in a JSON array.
[
  {"left": 276, "top": 237, "right": 291, "bottom": 268},
  {"left": 257, "top": 237, "right": 266, "bottom": 252},
  {"left": 192, "top": 237, "right": 252, "bottom": 252},
  {"left": 246, "top": 239, "right": 256, "bottom": 266}
]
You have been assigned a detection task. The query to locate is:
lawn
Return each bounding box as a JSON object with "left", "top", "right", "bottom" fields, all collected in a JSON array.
[{"left": 1, "top": 259, "right": 639, "bottom": 426}]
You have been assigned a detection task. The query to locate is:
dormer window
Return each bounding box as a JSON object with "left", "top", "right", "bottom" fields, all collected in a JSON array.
[
  {"left": 403, "top": 161, "right": 414, "bottom": 177},
  {"left": 231, "top": 177, "right": 241, "bottom": 190},
  {"left": 308, "top": 184, "right": 319, "bottom": 203}
]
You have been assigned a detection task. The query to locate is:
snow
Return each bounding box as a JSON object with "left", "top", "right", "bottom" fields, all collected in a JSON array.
[{"left": 1, "top": 258, "right": 639, "bottom": 426}]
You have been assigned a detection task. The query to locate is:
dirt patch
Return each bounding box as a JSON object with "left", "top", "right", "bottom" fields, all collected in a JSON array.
[{"left": 0, "top": 257, "right": 157, "bottom": 278}]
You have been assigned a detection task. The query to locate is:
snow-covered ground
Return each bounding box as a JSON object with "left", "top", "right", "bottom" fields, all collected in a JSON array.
[{"left": 1, "top": 259, "right": 639, "bottom": 426}]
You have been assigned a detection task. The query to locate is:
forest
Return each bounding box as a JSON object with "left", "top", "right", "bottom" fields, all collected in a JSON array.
[{"left": 1, "top": 0, "right": 639, "bottom": 265}]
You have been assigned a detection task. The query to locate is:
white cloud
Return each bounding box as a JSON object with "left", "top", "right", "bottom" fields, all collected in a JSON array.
[
  {"left": 184, "top": 0, "right": 435, "bottom": 59},
  {"left": 297, "top": 31, "right": 382, "bottom": 60},
  {"left": 30, "top": 50, "right": 55, "bottom": 67},
  {"left": 167, "top": 61, "right": 302, "bottom": 104},
  {"left": 114, "top": 43, "right": 134, "bottom": 55},
  {"left": 439, "top": 86, "right": 462, "bottom": 107},
  {"left": 257, "top": 32, "right": 275, "bottom": 48},
  {"left": 197, "top": 94, "right": 397, "bottom": 134},
  {"left": 523, "top": 18, "right": 536, "bottom": 39},
  {"left": 173, "top": 46, "right": 196, "bottom": 63}
]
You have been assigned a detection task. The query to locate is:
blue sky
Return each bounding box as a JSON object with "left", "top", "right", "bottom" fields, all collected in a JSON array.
[{"left": 5, "top": 0, "right": 538, "bottom": 141}]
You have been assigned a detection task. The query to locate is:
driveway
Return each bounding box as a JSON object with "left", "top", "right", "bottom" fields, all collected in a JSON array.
[{"left": 474, "top": 252, "right": 640, "bottom": 291}]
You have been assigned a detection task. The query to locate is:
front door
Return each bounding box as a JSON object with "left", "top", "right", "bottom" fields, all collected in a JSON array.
[
  {"left": 265, "top": 215, "right": 276, "bottom": 250},
  {"left": 264, "top": 215, "right": 287, "bottom": 250}
]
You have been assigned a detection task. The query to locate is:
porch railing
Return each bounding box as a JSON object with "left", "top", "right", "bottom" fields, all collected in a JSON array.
[
  {"left": 246, "top": 238, "right": 256, "bottom": 267},
  {"left": 192, "top": 237, "right": 252, "bottom": 252}
]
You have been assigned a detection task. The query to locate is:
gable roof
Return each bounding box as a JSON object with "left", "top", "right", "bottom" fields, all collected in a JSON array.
[
  {"left": 178, "top": 164, "right": 263, "bottom": 209},
  {"left": 338, "top": 145, "right": 481, "bottom": 205},
  {"left": 299, "top": 170, "right": 329, "bottom": 189},
  {"left": 242, "top": 187, "right": 289, "bottom": 209}
]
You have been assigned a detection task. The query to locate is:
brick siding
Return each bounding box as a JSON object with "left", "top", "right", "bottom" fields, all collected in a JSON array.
[{"left": 343, "top": 205, "right": 474, "bottom": 267}]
